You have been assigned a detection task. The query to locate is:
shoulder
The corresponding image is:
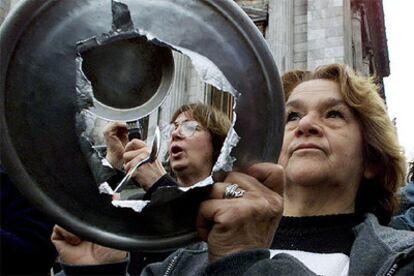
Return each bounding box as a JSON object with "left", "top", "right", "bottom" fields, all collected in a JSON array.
[
  {"left": 349, "top": 214, "right": 414, "bottom": 275},
  {"left": 355, "top": 214, "right": 414, "bottom": 252}
]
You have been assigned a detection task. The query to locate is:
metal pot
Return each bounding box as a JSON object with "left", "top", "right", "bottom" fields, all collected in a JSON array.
[{"left": 0, "top": 0, "right": 284, "bottom": 251}]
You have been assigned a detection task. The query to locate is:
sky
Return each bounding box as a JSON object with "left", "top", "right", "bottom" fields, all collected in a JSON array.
[{"left": 383, "top": 0, "right": 414, "bottom": 162}]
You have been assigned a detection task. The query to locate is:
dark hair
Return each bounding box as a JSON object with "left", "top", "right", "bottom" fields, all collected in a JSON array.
[
  {"left": 282, "top": 63, "right": 406, "bottom": 224},
  {"left": 170, "top": 103, "right": 231, "bottom": 165}
]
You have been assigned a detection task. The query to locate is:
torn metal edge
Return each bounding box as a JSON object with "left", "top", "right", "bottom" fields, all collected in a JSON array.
[
  {"left": 75, "top": 55, "right": 95, "bottom": 111},
  {"left": 111, "top": 0, "right": 135, "bottom": 32},
  {"left": 212, "top": 111, "right": 240, "bottom": 174},
  {"left": 74, "top": 1, "right": 241, "bottom": 213},
  {"left": 112, "top": 199, "right": 150, "bottom": 212}
]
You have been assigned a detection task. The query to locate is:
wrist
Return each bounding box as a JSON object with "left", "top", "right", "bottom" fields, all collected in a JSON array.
[
  {"left": 105, "top": 155, "right": 123, "bottom": 170},
  {"left": 136, "top": 166, "right": 166, "bottom": 190},
  {"left": 139, "top": 172, "right": 165, "bottom": 191},
  {"left": 101, "top": 252, "right": 128, "bottom": 265}
]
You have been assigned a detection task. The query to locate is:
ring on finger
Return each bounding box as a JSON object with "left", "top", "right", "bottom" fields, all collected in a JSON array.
[{"left": 223, "top": 183, "right": 245, "bottom": 199}]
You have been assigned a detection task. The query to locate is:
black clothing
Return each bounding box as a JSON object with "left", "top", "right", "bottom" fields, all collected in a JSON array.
[
  {"left": 1, "top": 165, "right": 57, "bottom": 275},
  {"left": 272, "top": 213, "right": 363, "bottom": 255}
]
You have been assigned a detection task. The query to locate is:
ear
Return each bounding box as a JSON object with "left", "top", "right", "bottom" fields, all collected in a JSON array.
[{"left": 363, "top": 163, "right": 378, "bottom": 179}]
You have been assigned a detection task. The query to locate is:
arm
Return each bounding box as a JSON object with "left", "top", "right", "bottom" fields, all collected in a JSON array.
[
  {"left": 1, "top": 166, "right": 57, "bottom": 275},
  {"left": 143, "top": 173, "right": 178, "bottom": 200},
  {"left": 142, "top": 163, "right": 288, "bottom": 276},
  {"left": 51, "top": 226, "right": 128, "bottom": 275}
]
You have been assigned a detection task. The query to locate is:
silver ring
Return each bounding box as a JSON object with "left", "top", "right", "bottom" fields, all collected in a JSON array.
[{"left": 223, "top": 183, "right": 245, "bottom": 199}]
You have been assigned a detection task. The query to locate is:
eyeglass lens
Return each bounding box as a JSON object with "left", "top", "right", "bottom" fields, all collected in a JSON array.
[{"left": 170, "top": 121, "right": 199, "bottom": 138}]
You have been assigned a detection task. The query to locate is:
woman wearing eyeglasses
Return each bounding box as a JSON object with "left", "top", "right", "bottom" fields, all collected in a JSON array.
[
  {"left": 51, "top": 103, "right": 231, "bottom": 275},
  {"left": 106, "top": 103, "right": 231, "bottom": 196}
]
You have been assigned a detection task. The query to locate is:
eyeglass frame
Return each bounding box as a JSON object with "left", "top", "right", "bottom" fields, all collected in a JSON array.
[{"left": 166, "top": 120, "right": 205, "bottom": 138}]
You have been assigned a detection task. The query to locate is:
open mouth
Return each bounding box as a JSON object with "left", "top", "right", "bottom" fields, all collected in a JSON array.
[{"left": 170, "top": 145, "right": 183, "bottom": 155}]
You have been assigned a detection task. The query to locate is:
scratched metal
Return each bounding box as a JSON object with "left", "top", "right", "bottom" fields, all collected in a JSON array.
[{"left": 0, "top": 0, "right": 284, "bottom": 251}]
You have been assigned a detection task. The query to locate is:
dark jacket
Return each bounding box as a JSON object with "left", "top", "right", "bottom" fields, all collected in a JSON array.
[
  {"left": 59, "top": 213, "right": 414, "bottom": 275},
  {"left": 390, "top": 181, "right": 414, "bottom": 230},
  {"left": 141, "top": 214, "right": 414, "bottom": 275},
  {"left": 1, "top": 165, "right": 57, "bottom": 275}
]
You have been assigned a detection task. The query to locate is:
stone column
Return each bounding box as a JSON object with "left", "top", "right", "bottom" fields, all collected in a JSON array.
[
  {"left": 306, "top": 0, "right": 346, "bottom": 69},
  {"left": 186, "top": 64, "right": 206, "bottom": 104},
  {"left": 343, "top": 0, "right": 353, "bottom": 67},
  {"left": 351, "top": 4, "right": 363, "bottom": 73},
  {"left": 266, "top": 0, "right": 294, "bottom": 73},
  {"left": 293, "top": 0, "right": 308, "bottom": 70},
  {"left": 149, "top": 51, "right": 191, "bottom": 135}
]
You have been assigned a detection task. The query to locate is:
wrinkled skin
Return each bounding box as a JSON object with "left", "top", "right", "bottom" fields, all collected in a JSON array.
[
  {"left": 51, "top": 225, "right": 127, "bottom": 265},
  {"left": 51, "top": 163, "right": 284, "bottom": 265},
  {"left": 168, "top": 112, "right": 214, "bottom": 186},
  {"left": 103, "top": 121, "right": 128, "bottom": 171},
  {"left": 278, "top": 79, "right": 373, "bottom": 216},
  {"left": 197, "top": 163, "right": 284, "bottom": 262}
]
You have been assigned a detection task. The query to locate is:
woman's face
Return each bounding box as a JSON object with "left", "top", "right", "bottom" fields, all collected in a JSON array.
[
  {"left": 278, "top": 79, "right": 370, "bottom": 191},
  {"left": 168, "top": 112, "right": 214, "bottom": 184}
]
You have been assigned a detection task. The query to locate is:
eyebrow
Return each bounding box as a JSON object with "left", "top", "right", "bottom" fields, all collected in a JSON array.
[
  {"left": 286, "top": 98, "right": 347, "bottom": 110},
  {"left": 173, "top": 119, "right": 193, "bottom": 124}
]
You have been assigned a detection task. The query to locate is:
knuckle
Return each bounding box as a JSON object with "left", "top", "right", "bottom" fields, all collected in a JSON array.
[
  {"left": 249, "top": 193, "right": 282, "bottom": 218},
  {"left": 130, "top": 140, "right": 140, "bottom": 147},
  {"left": 122, "top": 152, "right": 130, "bottom": 160},
  {"left": 273, "top": 165, "right": 285, "bottom": 178},
  {"left": 267, "top": 196, "right": 283, "bottom": 215},
  {"left": 225, "top": 172, "right": 255, "bottom": 186}
]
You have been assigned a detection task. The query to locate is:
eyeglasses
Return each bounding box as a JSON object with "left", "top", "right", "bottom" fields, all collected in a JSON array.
[{"left": 166, "top": 120, "right": 203, "bottom": 138}]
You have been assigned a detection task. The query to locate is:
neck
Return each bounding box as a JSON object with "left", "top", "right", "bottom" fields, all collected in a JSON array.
[
  {"left": 176, "top": 169, "right": 211, "bottom": 187},
  {"left": 283, "top": 181, "right": 358, "bottom": 217}
]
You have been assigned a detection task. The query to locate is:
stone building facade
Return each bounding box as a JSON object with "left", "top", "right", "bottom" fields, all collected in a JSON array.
[
  {"left": 159, "top": 0, "right": 389, "bottom": 128},
  {"left": 1, "top": 0, "right": 389, "bottom": 137},
  {"left": 152, "top": 0, "right": 388, "bottom": 130}
]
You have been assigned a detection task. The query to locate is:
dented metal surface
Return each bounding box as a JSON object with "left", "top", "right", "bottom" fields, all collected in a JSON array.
[
  {"left": 75, "top": 3, "right": 242, "bottom": 214},
  {"left": 0, "top": 0, "right": 284, "bottom": 251},
  {"left": 76, "top": 33, "right": 174, "bottom": 122}
]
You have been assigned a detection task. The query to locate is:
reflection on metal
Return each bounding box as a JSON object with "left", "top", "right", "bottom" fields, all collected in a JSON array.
[
  {"left": 0, "top": 0, "right": 284, "bottom": 251},
  {"left": 78, "top": 11, "right": 242, "bottom": 213},
  {"left": 76, "top": 0, "right": 174, "bottom": 123},
  {"left": 76, "top": 34, "right": 175, "bottom": 122}
]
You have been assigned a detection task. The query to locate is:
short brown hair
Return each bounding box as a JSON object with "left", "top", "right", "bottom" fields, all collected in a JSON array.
[
  {"left": 282, "top": 64, "right": 406, "bottom": 224},
  {"left": 171, "top": 103, "right": 231, "bottom": 164}
]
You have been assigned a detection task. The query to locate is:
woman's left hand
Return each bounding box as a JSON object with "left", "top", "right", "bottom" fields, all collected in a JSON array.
[{"left": 196, "top": 163, "right": 285, "bottom": 262}]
